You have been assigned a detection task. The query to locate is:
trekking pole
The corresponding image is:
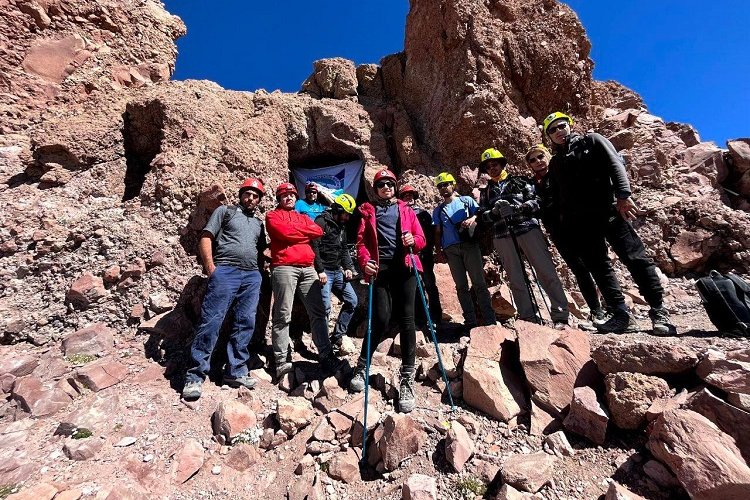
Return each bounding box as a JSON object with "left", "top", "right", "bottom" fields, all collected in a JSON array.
[
  {"left": 526, "top": 260, "right": 552, "bottom": 316},
  {"left": 360, "top": 271, "right": 375, "bottom": 465},
  {"left": 504, "top": 220, "right": 542, "bottom": 321},
  {"left": 404, "top": 234, "right": 456, "bottom": 412}
]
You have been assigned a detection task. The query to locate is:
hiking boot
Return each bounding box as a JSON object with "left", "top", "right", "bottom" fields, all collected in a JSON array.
[
  {"left": 398, "top": 365, "right": 416, "bottom": 413},
  {"left": 275, "top": 361, "right": 294, "bottom": 379},
  {"left": 181, "top": 380, "right": 203, "bottom": 401},
  {"left": 553, "top": 320, "right": 569, "bottom": 330},
  {"left": 319, "top": 352, "right": 347, "bottom": 375},
  {"left": 650, "top": 307, "right": 677, "bottom": 336},
  {"left": 222, "top": 374, "right": 257, "bottom": 390},
  {"left": 330, "top": 337, "right": 343, "bottom": 356},
  {"left": 591, "top": 308, "right": 610, "bottom": 325},
  {"left": 596, "top": 309, "right": 637, "bottom": 334},
  {"left": 349, "top": 366, "right": 366, "bottom": 393}
]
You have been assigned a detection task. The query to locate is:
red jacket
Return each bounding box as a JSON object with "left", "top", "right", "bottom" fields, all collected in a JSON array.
[
  {"left": 357, "top": 200, "right": 425, "bottom": 272},
  {"left": 266, "top": 208, "right": 323, "bottom": 267}
]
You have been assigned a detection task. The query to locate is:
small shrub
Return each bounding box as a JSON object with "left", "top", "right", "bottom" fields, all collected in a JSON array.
[
  {"left": 66, "top": 353, "right": 97, "bottom": 365},
  {"left": 0, "top": 484, "right": 19, "bottom": 498},
  {"left": 456, "top": 476, "right": 487, "bottom": 498},
  {"left": 72, "top": 428, "right": 93, "bottom": 439}
]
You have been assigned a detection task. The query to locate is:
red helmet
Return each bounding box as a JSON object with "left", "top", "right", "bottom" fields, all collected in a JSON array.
[
  {"left": 398, "top": 184, "right": 419, "bottom": 200},
  {"left": 373, "top": 169, "right": 397, "bottom": 184},
  {"left": 239, "top": 177, "right": 265, "bottom": 196},
  {"left": 276, "top": 182, "right": 298, "bottom": 197},
  {"left": 304, "top": 181, "right": 318, "bottom": 193}
]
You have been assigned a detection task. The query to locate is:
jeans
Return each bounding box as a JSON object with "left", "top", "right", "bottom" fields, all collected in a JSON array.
[
  {"left": 554, "top": 234, "right": 601, "bottom": 312},
  {"left": 321, "top": 270, "right": 358, "bottom": 343},
  {"left": 356, "top": 262, "right": 417, "bottom": 369},
  {"left": 187, "top": 266, "right": 262, "bottom": 383},
  {"left": 271, "top": 265, "right": 333, "bottom": 364},
  {"left": 444, "top": 241, "right": 497, "bottom": 325}
]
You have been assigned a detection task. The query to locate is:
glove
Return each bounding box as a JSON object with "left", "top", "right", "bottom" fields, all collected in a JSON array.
[{"left": 492, "top": 199, "right": 514, "bottom": 218}]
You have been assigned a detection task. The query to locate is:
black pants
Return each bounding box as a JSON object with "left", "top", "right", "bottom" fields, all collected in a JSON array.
[
  {"left": 357, "top": 261, "right": 417, "bottom": 368},
  {"left": 567, "top": 212, "right": 663, "bottom": 311},
  {"left": 554, "top": 235, "right": 602, "bottom": 312},
  {"left": 415, "top": 255, "right": 442, "bottom": 326}
]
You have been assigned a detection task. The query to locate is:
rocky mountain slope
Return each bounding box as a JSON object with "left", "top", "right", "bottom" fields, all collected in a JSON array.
[{"left": 1, "top": 0, "right": 749, "bottom": 499}]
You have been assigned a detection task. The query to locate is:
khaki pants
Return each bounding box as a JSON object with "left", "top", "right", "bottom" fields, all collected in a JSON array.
[
  {"left": 493, "top": 227, "right": 569, "bottom": 322},
  {"left": 444, "top": 241, "right": 497, "bottom": 325},
  {"left": 271, "top": 266, "right": 332, "bottom": 363}
]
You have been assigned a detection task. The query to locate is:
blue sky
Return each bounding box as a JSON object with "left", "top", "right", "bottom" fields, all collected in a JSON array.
[{"left": 163, "top": 1, "right": 748, "bottom": 145}]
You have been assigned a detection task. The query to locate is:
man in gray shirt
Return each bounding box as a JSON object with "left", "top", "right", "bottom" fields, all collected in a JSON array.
[{"left": 182, "top": 178, "right": 267, "bottom": 401}]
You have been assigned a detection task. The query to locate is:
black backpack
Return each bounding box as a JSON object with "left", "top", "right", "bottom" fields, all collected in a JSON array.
[{"left": 696, "top": 270, "right": 750, "bottom": 337}]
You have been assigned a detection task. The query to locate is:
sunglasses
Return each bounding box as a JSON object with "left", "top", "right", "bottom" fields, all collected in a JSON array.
[
  {"left": 527, "top": 154, "right": 546, "bottom": 164},
  {"left": 375, "top": 181, "right": 395, "bottom": 189},
  {"left": 437, "top": 182, "right": 453, "bottom": 189},
  {"left": 548, "top": 123, "right": 568, "bottom": 133}
]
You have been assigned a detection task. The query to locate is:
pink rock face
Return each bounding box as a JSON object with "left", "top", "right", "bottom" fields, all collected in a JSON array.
[
  {"left": 685, "top": 388, "right": 750, "bottom": 463},
  {"left": 277, "top": 397, "right": 315, "bottom": 437},
  {"left": 301, "top": 58, "right": 358, "bottom": 100},
  {"left": 592, "top": 339, "right": 699, "bottom": 375},
  {"left": 62, "top": 323, "right": 115, "bottom": 356},
  {"left": 500, "top": 451, "right": 557, "bottom": 493},
  {"left": 174, "top": 439, "right": 204, "bottom": 484},
  {"left": 604, "top": 481, "right": 646, "bottom": 500},
  {"left": 462, "top": 354, "right": 526, "bottom": 422},
  {"left": 403, "top": 473, "right": 437, "bottom": 500},
  {"left": 212, "top": 400, "right": 256, "bottom": 442},
  {"left": 5, "top": 482, "right": 59, "bottom": 500},
  {"left": 224, "top": 443, "right": 260, "bottom": 472},
  {"left": 73, "top": 359, "right": 129, "bottom": 392},
  {"left": 670, "top": 229, "right": 720, "bottom": 270},
  {"left": 697, "top": 349, "right": 750, "bottom": 394},
  {"left": 445, "top": 421, "right": 474, "bottom": 472},
  {"left": 516, "top": 321, "right": 595, "bottom": 415},
  {"left": 645, "top": 390, "right": 690, "bottom": 422},
  {"left": 22, "top": 35, "right": 88, "bottom": 84},
  {"left": 11, "top": 376, "right": 72, "bottom": 417},
  {"left": 66, "top": 272, "right": 107, "bottom": 309},
  {"left": 63, "top": 436, "right": 104, "bottom": 461},
  {"left": 0, "top": 354, "right": 39, "bottom": 378},
  {"left": 530, "top": 400, "right": 560, "bottom": 436},
  {"left": 327, "top": 448, "right": 360, "bottom": 484},
  {"left": 647, "top": 409, "right": 750, "bottom": 499},
  {"left": 563, "top": 386, "right": 609, "bottom": 445},
  {"left": 376, "top": 414, "right": 426, "bottom": 471},
  {"left": 605, "top": 372, "right": 672, "bottom": 430}
]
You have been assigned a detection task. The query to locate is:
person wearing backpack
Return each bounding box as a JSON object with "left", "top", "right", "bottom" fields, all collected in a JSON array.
[
  {"left": 182, "top": 178, "right": 268, "bottom": 401},
  {"left": 432, "top": 172, "right": 496, "bottom": 329},
  {"left": 312, "top": 193, "right": 359, "bottom": 354},
  {"left": 477, "top": 149, "right": 570, "bottom": 327},
  {"left": 525, "top": 143, "right": 607, "bottom": 329},
  {"left": 348, "top": 168, "right": 425, "bottom": 413},
  {"left": 266, "top": 183, "right": 346, "bottom": 380},
  {"left": 543, "top": 111, "right": 676, "bottom": 336},
  {"left": 398, "top": 184, "right": 443, "bottom": 326}
]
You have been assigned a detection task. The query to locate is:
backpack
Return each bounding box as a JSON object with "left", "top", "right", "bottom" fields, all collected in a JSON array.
[
  {"left": 696, "top": 270, "right": 750, "bottom": 337},
  {"left": 439, "top": 196, "right": 478, "bottom": 244}
]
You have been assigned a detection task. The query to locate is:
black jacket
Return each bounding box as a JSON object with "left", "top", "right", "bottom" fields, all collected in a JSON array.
[
  {"left": 312, "top": 210, "right": 354, "bottom": 272},
  {"left": 548, "top": 132, "right": 631, "bottom": 228},
  {"left": 477, "top": 175, "right": 540, "bottom": 238}
]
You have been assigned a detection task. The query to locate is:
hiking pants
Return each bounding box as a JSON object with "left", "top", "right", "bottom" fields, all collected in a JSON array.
[
  {"left": 321, "top": 269, "right": 358, "bottom": 343},
  {"left": 271, "top": 265, "right": 333, "bottom": 363},
  {"left": 187, "top": 266, "right": 262, "bottom": 383},
  {"left": 444, "top": 241, "right": 496, "bottom": 325},
  {"left": 553, "top": 235, "right": 602, "bottom": 312},
  {"left": 493, "top": 227, "right": 569, "bottom": 322},
  {"left": 356, "top": 262, "right": 416, "bottom": 369}
]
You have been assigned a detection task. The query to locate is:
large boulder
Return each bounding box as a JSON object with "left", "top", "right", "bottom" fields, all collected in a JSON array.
[
  {"left": 376, "top": 414, "right": 426, "bottom": 471},
  {"left": 647, "top": 409, "right": 750, "bottom": 499},
  {"left": 516, "top": 321, "right": 596, "bottom": 415},
  {"left": 697, "top": 349, "right": 750, "bottom": 394},
  {"left": 604, "top": 372, "right": 672, "bottom": 430},
  {"left": 592, "top": 338, "right": 699, "bottom": 375},
  {"left": 500, "top": 452, "right": 557, "bottom": 493},
  {"left": 563, "top": 386, "right": 609, "bottom": 445},
  {"left": 685, "top": 388, "right": 750, "bottom": 463}
]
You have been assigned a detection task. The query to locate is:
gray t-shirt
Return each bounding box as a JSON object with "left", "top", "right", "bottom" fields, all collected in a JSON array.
[{"left": 203, "top": 205, "right": 266, "bottom": 271}]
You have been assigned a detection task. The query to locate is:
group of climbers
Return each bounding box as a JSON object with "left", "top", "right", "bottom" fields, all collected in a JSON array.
[{"left": 182, "top": 110, "right": 677, "bottom": 414}]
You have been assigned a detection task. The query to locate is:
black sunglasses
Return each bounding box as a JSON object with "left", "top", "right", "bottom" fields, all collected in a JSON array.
[
  {"left": 375, "top": 181, "right": 395, "bottom": 189},
  {"left": 548, "top": 123, "right": 568, "bottom": 133},
  {"left": 527, "top": 154, "right": 546, "bottom": 164},
  {"left": 437, "top": 182, "right": 453, "bottom": 189}
]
